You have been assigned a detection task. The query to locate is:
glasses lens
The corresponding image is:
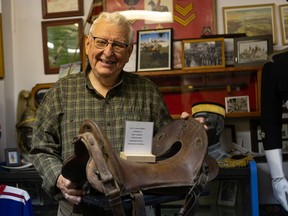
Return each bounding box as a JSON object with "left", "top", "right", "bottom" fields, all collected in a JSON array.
[
  {"left": 94, "top": 38, "right": 108, "bottom": 49},
  {"left": 92, "top": 35, "right": 128, "bottom": 53}
]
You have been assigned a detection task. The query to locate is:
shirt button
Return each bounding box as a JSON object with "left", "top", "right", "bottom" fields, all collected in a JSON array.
[{"left": 107, "top": 122, "right": 111, "bottom": 126}]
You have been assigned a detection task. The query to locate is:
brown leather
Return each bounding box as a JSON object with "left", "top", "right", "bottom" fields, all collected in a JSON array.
[{"left": 62, "top": 118, "right": 219, "bottom": 215}]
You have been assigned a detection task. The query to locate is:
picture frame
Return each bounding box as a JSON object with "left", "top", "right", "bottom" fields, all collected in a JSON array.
[
  {"left": 279, "top": 4, "right": 288, "bottom": 45},
  {"left": 105, "top": 0, "right": 217, "bottom": 42},
  {"left": 218, "top": 180, "right": 238, "bottom": 206},
  {"left": 41, "top": 18, "right": 83, "bottom": 74},
  {"left": 201, "top": 33, "right": 246, "bottom": 66},
  {"left": 173, "top": 40, "right": 183, "bottom": 69},
  {"left": 42, "top": 0, "right": 84, "bottom": 19},
  {"left": 225, "top": 96, "right": 250, "bottom": 113},
  {"left": 4, "top": 148, "right": 21, "bottom": 167},
  {"left": 233, "top": 35, "right": 273, "bottom": 66},
  {"left": 223, "top": 4, "right": 277, "bottom": 44},
  {"left": 182, "top": 37, "right": 225, "bottom": 70},
  {"left": 0, "top": 14, "right": 4, "bottom": 79},
  {"left": 136, "top": 28, "right": 172, "bottom": 71}
]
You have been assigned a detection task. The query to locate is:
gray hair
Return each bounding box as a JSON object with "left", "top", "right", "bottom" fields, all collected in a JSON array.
[{"left": 90, "top": 12, "right": 134, "bottom": 44}]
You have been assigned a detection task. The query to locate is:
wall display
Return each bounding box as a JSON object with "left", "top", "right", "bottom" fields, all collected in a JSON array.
[
  {"left": 136, "top": 28, "right": 172, "bottom": 71},
  {"left": 105, "top": 0, "right": 217, "bottom": 42},
  {"left": 4, "top": 148, "right": 21, "bottom": 167},
  {"left": 42, "top": 0, "right": 84, "bottom": 19},
  {"left": 250, "top": 119, "right": 288, "bottom": 156},
  {"left": 225, "top": 96, "right": 250, "bottom": 113},
  {"left": 0, "top": 14, "right": 4, "bottom": 79},
  {"left": 233, "top": 35, "right": 273, "bottom": 66},
  {"left": 41, "top": 19, "right": 83, "bottom": 74},
  {"left": 218, "top": 180, "right": 238, "bottom": 206},
  {"left": 201, "top": 33, "right": 246, "bottom": 66},
  {"left": 223, "top": 4, "right": 277, "bottom": 44},
  {"left": 279, "top": 4, "right": 288, "bottom": 45},
  {"left": 182, "top": 38, "right": 225, "bottom": 70}
]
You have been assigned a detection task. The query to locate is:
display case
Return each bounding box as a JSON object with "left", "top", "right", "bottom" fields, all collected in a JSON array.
[{"left": 136, "top": 65, "right": 262, "bottom": 119}]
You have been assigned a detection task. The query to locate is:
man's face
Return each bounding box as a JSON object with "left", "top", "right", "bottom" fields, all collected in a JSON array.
[{"left": 85, "top": 20, "right": 133, "bottom": 78}]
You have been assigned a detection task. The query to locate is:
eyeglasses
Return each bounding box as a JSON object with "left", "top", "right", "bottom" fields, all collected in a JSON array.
[{"left": 90, "top": 34, "right": 129, "bottom": 53}]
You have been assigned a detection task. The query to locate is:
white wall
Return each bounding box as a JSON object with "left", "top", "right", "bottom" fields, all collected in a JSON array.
[{"left": 0, "top": 0, "right": 286, "bottom": 204}]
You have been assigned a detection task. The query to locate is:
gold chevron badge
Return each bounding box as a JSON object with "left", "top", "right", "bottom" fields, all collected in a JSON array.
[
  {"left": 174, "top": 13, "right": 196, "bottom": 26},
  {"left": 175, "top": 3, "right": 193, "bottom": 16}
]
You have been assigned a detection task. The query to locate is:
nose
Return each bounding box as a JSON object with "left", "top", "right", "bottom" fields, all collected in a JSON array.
[{"left": 103, "top": 43, "right": 114, "bottom": 55}]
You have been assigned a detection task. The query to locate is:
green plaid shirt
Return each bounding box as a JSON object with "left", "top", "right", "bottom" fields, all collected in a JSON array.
[{"left": 30, "top": 71, "right": 172, "bottom": 197}]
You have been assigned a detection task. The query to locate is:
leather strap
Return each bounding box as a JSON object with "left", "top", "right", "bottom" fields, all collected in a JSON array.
[{"left": 131, "top": 191, "right": 146, "bottom": 216}]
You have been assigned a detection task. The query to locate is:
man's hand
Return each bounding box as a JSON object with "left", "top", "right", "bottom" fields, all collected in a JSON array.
[
  {"left": 180, "top": 112, "right": 208, "bottom": 130},
  {"left": 56, "top": 174, "right": 85, "bottom": 205},
  {"left": 272, "top": 177, "right": 288, "bottom": 211}
]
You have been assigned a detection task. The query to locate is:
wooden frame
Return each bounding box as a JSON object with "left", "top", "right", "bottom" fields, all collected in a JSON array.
[
  {"left": 31, "top": 83, "right": 53, "bottom": 108},
  {"left": 225, "top": 96, "right": 250, "bottom": 113},
  {"left": 218, "top": 180, "right": 238, "bottom": 206},
  {"left": 136, "top": 28, "right": 172, "bottom": 71},
  {"left": 279, "top": 4, "right": 288, "bottom": 45},
  {"left": 5, "top": 148, "right": 21, "bottom": 167},
  {"left": 182, "top": 37, "right": 225, "bottom": 70},
  {"left": 223, "top": 4, "right": 277, "bottom": 44},
  {"left": 41, "top": 19, "right": 83, "bottom": 74},
  {"left": 0, "top": 14, "right": 4, "bottom": 79},
  {"left": 42, "top": 0, "right": 84, "bottom": 19},
  {"left": 233, "top": 35, "right": 273, "bottom": 66},
  {"left": 105, "top": 0, "right": 217, "bottom": 42}
]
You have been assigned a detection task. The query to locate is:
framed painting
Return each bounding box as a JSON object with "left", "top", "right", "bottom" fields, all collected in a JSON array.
[
  {"left": 233, "top": 35, "right": 273, "bottom": 66},
  {"left": 182, "top": 37, "right": 225, "bottom": 70},
  {"left": 42, "top": 0, "right": 84, "bottom": 19},
  {"left": 105, "top": 0, "right": 217, "bottom": 42},
  {"left": 136, "top": 28, "right": 172, "bottom": 71},
  {"left": 223, "top": 4, "right": 277, "bottom": 44},
  {"left": 41, "top": 18, "right": 83, "bottom": 74},
  {"left": 5, "top": 148, "right": 21, "bottom": 167},
  {"left": 279, "top": 4, "right": 288, "bottom": 45},
  {"left": 225, "top": 96, "right": 250, "bottom": 113}
]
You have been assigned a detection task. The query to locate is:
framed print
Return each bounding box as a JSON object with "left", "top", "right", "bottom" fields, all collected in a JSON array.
[
  {"left": 42, "top": 0, "right": 84, "bottom": 19},
  {"left": 279, "top": 4, "right": 288, "bottom": 45},
  {"left": 105, "top": 0, "right": 217, "bottom": 42},
  {"left": 201, "top": 33, "right": 246, "bottom": 66},
  {"left": 223, "top": 4, "right": 277, "bottom": 44},
  {"left": 218, "top": 180, "right": 238, "bottom": 206},
  {"left": 182, "top": 38, "right": 225, "bottom": 70},
  {"left": 41, "top": 18, "right": 83, "bottom": 74},
  {"left": 225, "top": 96, "right": 250, "bottom": 113},
  {"left": 136, "top": 28, "right": 172, "bottom": 71},
  {"left": 5, "top": 148, "right": 21, "bottom": 167},
  {"left": 233, "top": 35, "right": 273, "bottom": 66}
]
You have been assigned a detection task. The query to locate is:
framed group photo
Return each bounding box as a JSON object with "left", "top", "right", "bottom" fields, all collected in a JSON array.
[
  {"left": 182, "top": 37, "right": 225, "bottom": 70},
  {"left": 233, "top": 35, "right": 273, "bottom": 66},
  {"left": 136, "top": 28, "right": 172, "bottom": 71},
  {"left": 41, "top": 18, "right": 83, "bottom": 74},
  {"left": 223, "top": 4, "right": 277, "bottom": 44}
]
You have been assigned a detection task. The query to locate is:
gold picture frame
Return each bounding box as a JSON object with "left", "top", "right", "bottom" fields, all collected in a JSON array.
[
  {"left": 279, "top": 4, "right": 288, "bottom": 45},
  {"left": 223, "top": 4, "right": 277, "bottom": 44},
  {"left": 42, "top": 0, "right": 84, "bottom": 19}
]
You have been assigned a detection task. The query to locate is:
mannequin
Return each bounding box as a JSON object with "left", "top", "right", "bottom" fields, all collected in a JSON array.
[{"left": 261, "top": 50, "right": 288, "bottom": 211}]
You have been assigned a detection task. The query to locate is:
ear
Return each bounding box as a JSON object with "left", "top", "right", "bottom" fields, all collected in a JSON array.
[{"left": 84, "top": 34, "right": 90, "bottom": 55}]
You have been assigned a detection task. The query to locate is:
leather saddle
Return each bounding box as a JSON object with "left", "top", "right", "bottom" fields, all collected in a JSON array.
[{"left": 62, "top": 118, "right": 219, "bottom": 215}]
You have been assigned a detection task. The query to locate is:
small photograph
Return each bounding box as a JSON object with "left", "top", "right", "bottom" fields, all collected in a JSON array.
[
  {"left": 225, "top": 96, "right": 250, "bottom": 113},
  {"left": 5, "top": 148, "right": 21, "bottom": 167},
  {"left": 218, "top": 180, "right": 238, "bottom": 206}
]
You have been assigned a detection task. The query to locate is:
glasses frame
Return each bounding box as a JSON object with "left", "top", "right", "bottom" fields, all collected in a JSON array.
[{"left": 89, "top": 34, "right": 129, "bottom": 53}]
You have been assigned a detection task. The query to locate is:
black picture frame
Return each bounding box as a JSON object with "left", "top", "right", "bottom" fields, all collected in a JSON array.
[
  {"left": 5, "top": 148, "right": 21, "bottom": 167},
  {"left": 233, "top": 35, "right": 273, "bottom": 66},
  {"left": 136, "top": 28, "right": 172, "bottom": 72}
]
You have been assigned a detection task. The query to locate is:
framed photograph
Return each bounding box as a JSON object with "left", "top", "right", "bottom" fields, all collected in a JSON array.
[
  {"left": 218, "top": 180, "right": 238, "bottom": 206},
  {"left": 105, "top": 0, "right": 217, "bottom": 42},
  {"left": 5, "top": 148, "right": 21, "bottom": 167},
  {"left": 41, "top": 18, "right": 83, "bottom": 74},
  {"left": 233, "top": 35, "right": 273, "bottom": 66},
  {"left": 225, "top": 96, "right": 250, "bottom": 113},
  {"left": 279, "top": 4, "right": 288, "bottom": 45},
  {"left": 182, "top": 37, "right": 225, "bottom": 70},
  {"left": 223, "top": 4, "right": 277, "bottom": 44},
  {"left": 136, "top": 28, "right": 172, "bottom": 71},
  {"left": 201, "top": 33, "right": 246, "bottom": 66},
  {"left": 42, "top": 0, "right": 84, "bottom": 19}
]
